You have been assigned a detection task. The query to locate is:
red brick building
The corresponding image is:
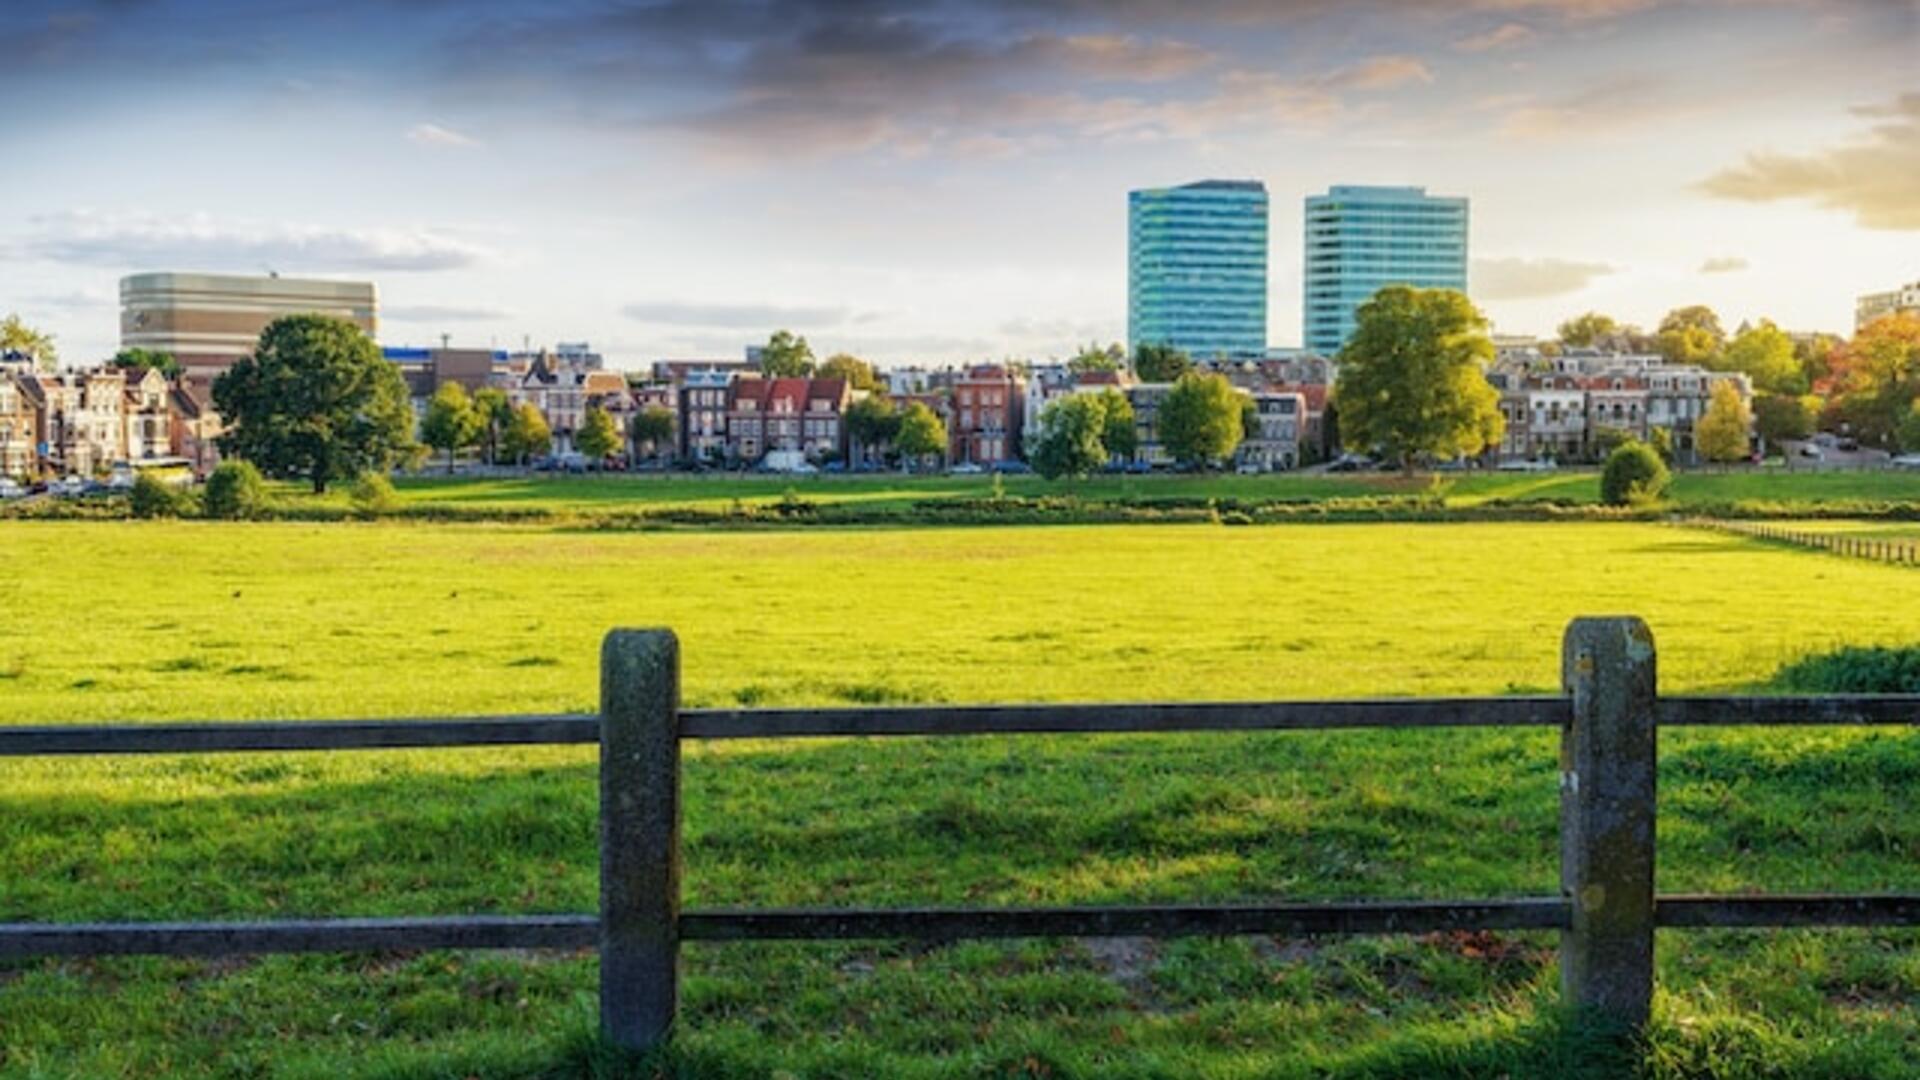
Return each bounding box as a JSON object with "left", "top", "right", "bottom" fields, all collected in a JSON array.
[{"left": 948, "top": 365, "right": 1024, "bottom": 466}]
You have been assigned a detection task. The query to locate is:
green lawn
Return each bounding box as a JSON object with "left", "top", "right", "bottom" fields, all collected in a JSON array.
[
  {"left": 343, "top": 466, "right": 1920, "bottom": 516},
  {"left": 2, "top": 521, "right": 1918, "bottom": 1078}
]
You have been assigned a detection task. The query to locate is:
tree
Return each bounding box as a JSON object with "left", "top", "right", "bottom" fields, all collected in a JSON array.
[
  {"left": 420, "top": 382, "right": 483, "bottom": 474},
  {"left": 202, "top": 460, "right": 268, "bottom": 520},
  {"left": 1695, "top": 381, "right": 1752, "bottom": 463},
  {"left": 501, "top": 402, "right": 552, "bottom": 465},
  {"left": 1753, "top": 393, "right": 1817, "bottom": 449},
  {"left": 111, "top": 347, "right": 181, "bottom": 378},
  {"left": 1719, "top": 320, "right": 1804, "bottom": 394},
  {"left": 893, "top": 401, "right": 946, "bottom": 469},
  {"left": 1158, "top": 372, "right": 1244, "bottom": 467},
  {"left": 1657, "top": 305, "right": 1725, "bottom": 366},
  {"left": 1901, "top": 401, "right": 1920, "bottom": 453},
  {"left": 1826, "top": 313, "right": 1920, "bottom": 447},
  {"left": 211, "top": 314, "right": 417, "bottom": 494},
  {"left": 1332, "top": 286, "right": 1504, "bottom": 471},
  {"left": 1068, "top": 342, "right": 1123, "bottom": 375},
  {"left": 845, "top": 395, "right": 900, "bottom": 463},
  {"left": 1600, "top": 442, "right": 1671, "bottom": 506},
  {"left": 0, "top": 314, "right": 56, "bottom": 369},
  {"left": 1097, "top": 387, "right": 1137, "bottom": 462},
  {"left": 1557, "top": 312, "right": 1619, "bottom": 348},
  {"left": 1647, "top": 426, "right": 1676, "bottom": 465},
  {"left": 129, "top": 472, "right": 185, "bottom": 518},
  {"left": 629, "top": 406, "right": 675, "bottom": 461},
  {"left": 350, "top": 471, "right": 398, "bottom": 516},
  {"left": 759, "top": 330, "right": 816, "bottom": 377},
  {"left": 1133, "top": 342, "right": 1191, "bottom": 382},
  {"left": 818, "top": 353, "right": 879, "bottom": 391},
  {"left": 1031, "top": 395, "right": 1109, "bottom": 480},
  {"left": 473, "top": 387, "right": 510, "bottom": 465},
  {"left": 576, "top": 404, "right": 621, "bottom": 463}
]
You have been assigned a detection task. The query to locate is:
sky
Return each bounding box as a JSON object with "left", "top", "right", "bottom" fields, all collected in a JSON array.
[{"left": 1, "top": 0, "right": 1917, "bottom": 370}]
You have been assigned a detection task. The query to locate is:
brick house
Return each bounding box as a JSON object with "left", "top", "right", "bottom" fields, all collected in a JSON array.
[
  {"left": 0, "top": 370, "right": 39, "bottom": 478},
  {"left": 726, "top": 377, "right": 849, "bottom": 464},
  {"left": 948, "top": 365, "right": 1024, "bottom": 465}
]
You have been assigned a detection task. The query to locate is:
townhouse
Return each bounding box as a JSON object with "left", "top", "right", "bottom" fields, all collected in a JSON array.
[
  {"left": 948, "top": 365, "right": 1024, "bottom": 466},
  {"left": 1489, "top": 352, "right": 1751, "bottom": 463},
  {"left": 1238, "top": 390, "right": 1307, "bottom": 471},
  {"left": 724, "top": 376, "right": 850, "bottom": 465}
]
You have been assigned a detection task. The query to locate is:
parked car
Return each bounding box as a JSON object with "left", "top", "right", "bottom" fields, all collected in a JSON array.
[
  {"left": 1235, "top": 461, "right": 1265, "bottom": 475},
  {"left": 1837, "top": 437, "right": 1861, "bottom": 452},
  {"left": 1496, "top": 458, "right": 1556, "bottom": 472},
  {"left": 1798, "top": 443, "right": 1824, "bottom": 460},
  {"left": 0, "top": 478, "right": 24, "bottom": 500},
  {"left": 50, "top": 475, "right": 87, "bottom": 497},
  {"left": 1891, "top": 454, "right": 1920, "bottom": 470},
  {"left": 1328, "top": 454, "right": 1376, "bottom": 473},
  {"left": 949, "top": 462, "right": 985, "bottom": 475},
  {"left": 996, "top": 461, "right": 1033, "bottom": 475}
]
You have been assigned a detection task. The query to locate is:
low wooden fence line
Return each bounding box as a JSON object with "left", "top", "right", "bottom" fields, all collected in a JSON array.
[
  {"left": 1693, "top": 518, "right": 1920, "bottom": 566},
  {"left": 3, "top": 619, "right": 1918, "bottom": 1057}
]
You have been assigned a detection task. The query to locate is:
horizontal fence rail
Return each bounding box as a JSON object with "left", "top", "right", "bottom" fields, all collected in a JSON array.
[
  {"left": 1695, "top": 518, "right": 1920, "bottom": 567},
  {"left": 3, "top": 619, "right": 1918, "bottom": 1057}
]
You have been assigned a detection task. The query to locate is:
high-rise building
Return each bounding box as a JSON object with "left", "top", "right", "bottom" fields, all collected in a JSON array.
[
  {"left": 1303, "top": 185, "right": 1468, "bottom": 356},
  {"left": 1128, "top": 179, "right": 1269, "bottom": 361},
  {"left": 120, "top": 272, "right": 378, "bottom": 385},
  {"left": 1856, "top": 281, "right": 1920, "bottom": 330}
]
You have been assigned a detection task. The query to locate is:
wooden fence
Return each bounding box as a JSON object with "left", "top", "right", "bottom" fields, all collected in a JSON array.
[
  {"left": 2, "top": 618, "right": 1917, "bottom": 1057},
  {"left": 1700, "top": 519, "right": 1920, "bottom": 566}
]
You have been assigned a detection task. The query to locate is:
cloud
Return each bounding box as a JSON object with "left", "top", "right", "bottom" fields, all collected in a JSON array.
[
  {"left": 1494, "top": 77, "right": 1696, "bottom": 140},
  {"left": 1697, "top": 93, "right": 1920, "bottom": 230},
  {"left": 407, "top": 122, "right": 480, "bottom": 148},
  {"left": 1698, "top": 256, "right": 1749, "bottom": 274},
  {"left": 1472, "top": 256, "right": 1615, "bottom": 299},
  {"left": 1471, "top": 0, "right": 1659, "bottom": 17},
  {"left": 1322, "top": 55, "right": 1432, "bottom": 91},
  {"left": 1453, "top": 22, "right": 1538, "bottom": 51},
  {"left": 15, "top": 210, "right": 495, "bottom": 272},
  {"left": 1050, "top": 34, "right": 1215, "bottom": 80},
  {"left": 623, "top": 300, "right": 855, "bottom": 328},
  {"left": 384, "top": 303, "right": 513, "bottom": 322}
]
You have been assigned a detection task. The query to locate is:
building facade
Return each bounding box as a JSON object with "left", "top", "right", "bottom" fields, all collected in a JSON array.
[
  {"left": 949, "top": 365, "right": 1024, "bottom": 465},
  {"left": 120, "top": 272, "right": 378, "bottom": 386},
  {"left": 1128, "top": 179, "right": 1269, "bottom": 361},
  {"left": 1856, "top": 281, "right": 1920, "bottom": 330},
  {"left": 1303, "top": 185, "right": 1468, "bottom": 356}
]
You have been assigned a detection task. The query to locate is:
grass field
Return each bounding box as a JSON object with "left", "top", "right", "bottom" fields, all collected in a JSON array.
[
  {"left": 3, "top": 521, "right": 1919, "bottom": 1078},
  {"left": 327, "top": 466, "right": 1920, "bottom": 516}
]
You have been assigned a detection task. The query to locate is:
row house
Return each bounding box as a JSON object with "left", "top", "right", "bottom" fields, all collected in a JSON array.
[
  {"left": 0, "top": 373, "right": 38, "bottom": 477},
  {"left": 507, "top": 352, "right": 629, "bottom": 454},
  {"left": 678, "top": 370, "right": 733, "bottom": 463},
  {"left": 949, "top": 365, "right": 1024, "bottom": 465},
  {"left": 1491, "top": 357, "right": 1751, "bottom": 463},
  {"left": 1125, "top": 383, "right": 1176, "bottom": 466},
  {"left": 1238, "top": 390, "right": 1307, "bottom": 471},
  {"left": 725, "top": 377, "right": 850, "bottom": 464},
  {"left": 1021, "top": 366, "right": 1129, "bottom": 447},
  {"left": 3, "top": 365, "right": 193, "bottom": 477}
]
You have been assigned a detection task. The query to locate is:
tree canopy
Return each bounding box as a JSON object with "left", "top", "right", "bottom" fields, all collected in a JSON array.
[
  {"left": 1332, "top": 286, "right": 1503, "bottom": 470},
  {"left": 1031, "top": 395, "right": 1110, "bottom": 480},
  {"left": 111, "top": 347, "right": 181, "bottom": 378},
  {"left": 472, "top": 387, "right": 510, "bottom": 465},
  {"left": 420, "top": 382, "right": 483, "bottom": 473},
  {"left": 845, "top": 395, "right": 900, "bottom": 461},
  {"left": 1826, "top": 313, "right": 1920, "bottom": 447},
  {"left": 818, "top": 353, "right": 879, "bottom": 390},
  {"left": 1158, "top": 372, "right": 1244, "bottom": 467},
  {"left": 212, "top": 314, "right": 418, "bottom": 493},
  {"left": 501, "top": 402, "right": 552, "bottom": 465},
  {"left": 1557, "top": 312, "right": 1620, "bottom": 348},
  {"left": 893, "top": 401, "right": 947, "bottom": 466},
  {"left": 1132, "top": 342, "right": 1192, "bottom": 383},
  {"left": 1657, "top": 305, "right": 1725, "bottom": 367},
  {"left": 630, "top": 406, "right": 675, "bottom": 458},
  {"left": 1694, "top": 381, "right": 1752, "bottom": 463},
  {"left": 1717, "top": 320, "right": 1803, "bottom": 394},
  {"left": 1068, "top": 342, "right": 1124, "bottom": 375},
  {"left": 0, "top": 314, "right": 56, "bottom": 369},
  {"left": 760, "top": 330, "right": 816, "bottom": 378},
  {"left": 576, "top": 404, "right": 622, "bottom": 460}
]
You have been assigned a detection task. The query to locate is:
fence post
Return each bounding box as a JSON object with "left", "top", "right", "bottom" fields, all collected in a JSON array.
[
  {"left": 600, "top": 629, "right": 681, "bottom": 1056},
  {"left": 1560, "top": 617, "right": 1658, "bottom": 1030}
]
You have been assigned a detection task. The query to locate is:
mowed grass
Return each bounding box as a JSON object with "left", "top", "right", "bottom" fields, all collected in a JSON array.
[
  {"left": 2, "top": 521, "right": 1919, "bottom": 1078},
  {"left": 347, "top": 466, "right": 1920, "bottom": 515}
]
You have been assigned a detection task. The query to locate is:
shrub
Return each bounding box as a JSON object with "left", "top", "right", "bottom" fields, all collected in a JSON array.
[
  {"left": 349, "top": 472, "right": 399, "bottom": 516},
  {"left": 1600, "top": 442, "right": 1671, "bottom": 506},
  {"left": 1772, "top": 646, "right": 1920, "bottom": 693},
  {"left": 129, "top": 473, "right": 184, "bottom": 519},
  {"left": 202, "top": 461, "right": 268, "bottom": 520}
]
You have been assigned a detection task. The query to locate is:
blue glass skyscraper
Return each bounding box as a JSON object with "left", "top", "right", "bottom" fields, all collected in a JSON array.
[
  {"left": 1303, "top": 185, "right": 1468, "bottom": 356},
  {"left": 1128, "top": 180, "right": 1268, "bottom": 361}
]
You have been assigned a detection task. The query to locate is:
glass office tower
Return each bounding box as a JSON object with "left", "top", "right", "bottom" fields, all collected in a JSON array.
[
  {"left": 1303, "top": 185, "right": 1468, "bottom": 356},
  {"left": 1128, "top": 180, "right": 1269, "bottom": 361}
]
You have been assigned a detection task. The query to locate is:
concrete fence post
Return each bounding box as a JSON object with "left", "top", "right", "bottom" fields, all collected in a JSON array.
[
  {"left": 600, "top": 629, "right": 681, "bottom": 1056},
  {"left": 1560, "top": 617, "right": 1658, "bottom": 1030}
]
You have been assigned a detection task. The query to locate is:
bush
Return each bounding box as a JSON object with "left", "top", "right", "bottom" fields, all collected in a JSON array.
[
  {"left": 129, "top": 472, "right": 185, "bottom": 519},
  {"left": 349, "top": 472, "right": 398, "bottom": 516},
  {"left": 202, "top": 461, "right": 268, "bottom": 520},
  {"left": 1772, "top": 646, "right": 1920, "bottom": 693},
  {"left": 1600, "top": 442, "right": 1671, "bottom": 506}
]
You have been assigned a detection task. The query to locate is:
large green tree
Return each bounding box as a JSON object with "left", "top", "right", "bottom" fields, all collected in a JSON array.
[
  {"left": 0, "top": 314, "right": 56, "bottom": 370},
  {"left": 1097, "top": 387, "right": 1137, "bottom": 461},
  {"left": 1695, "top": 382, "right": 1752, "bottom": 463},
  {"left": 212, "top": 314, "right": 418, "bottom": 493},
  {"left": 845, "top": 395, "right": 900, "bottom": 463},
  {"left": 1657, "top": 305, "right": 1725, "bottom": 366},
  {"left": 1132, "top": 342, "right": 1191, "bottom": 383},
  {"left": 501, "top": 402, "right": 552, "bottom": 465},
  {"left": 111, "top": 347, "right": 181, "bottom": 378},
  {"left": 472, "top": 387, "right": 510, "bottom": 466},
  {"left": 1557, "top": 312, "right": 1620, "bottom": 348},
  {"left": 1753, "top": 393, "right": 1817, "bottom": 450},
  {"left": 1031, "top": 395, "right": 1111, "bottom": 480},
  {"left": 575, "top": 404, "right": 621, "bottom": 462},
  {"left": 629, "top": 406, "right": 675, "bottom": 461},
  {"left": 1333, "top": 286, "right": 1503, "bottom": 471},
  {"left": 1158, "top": 372, "right": 1244, "bottom": 467},
  {"left": 1718, "top": 320, "right": 1804, "bottom": 394},
  {"left": 818, "top": 353, "right": 879, "bottom": 390},
  {"left": 759, "top": 330, "right": 816, "bottom": 378},
  {"left": 893, "top": 401, "right": 946, "bottom": 469},
  {"left": 1068, "top": 342, "right": 1123, "bottom": 375},
  {"left": 1829, "top": 313, "right": 1920, "bottom": 447},
  {"left": 421, "top": 382, "right": 483, "bottom": 474}
]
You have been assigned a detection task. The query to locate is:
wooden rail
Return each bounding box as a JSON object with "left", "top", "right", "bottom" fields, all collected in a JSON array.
[
  {"left": 1694, "top": 518, "right": 1920, "bottom": 566},
  {"left": 2, "top": 619, "right": 1917, "bottom": 1058}
]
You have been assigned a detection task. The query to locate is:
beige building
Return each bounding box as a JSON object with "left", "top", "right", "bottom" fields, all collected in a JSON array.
[
  {"left": 1856, "top": 281, "right": 1920, "bottom": 331},
  {"left": 120, "top": 272, "right": 378, "bottom": 385}
]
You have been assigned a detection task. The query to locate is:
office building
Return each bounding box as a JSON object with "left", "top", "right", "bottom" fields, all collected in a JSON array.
[
  {"left": 1128, "top": 179, "right": 1269, "bottom": 361},
  {"left": 1303, "top": 185, "right": 1468, "bottom": 356},
  {"left": 120, "top": 272, "right": 378, "bottom": 385},
  {"left": 1856, "top": 281, "right": 1920, "bottom": 331}
]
